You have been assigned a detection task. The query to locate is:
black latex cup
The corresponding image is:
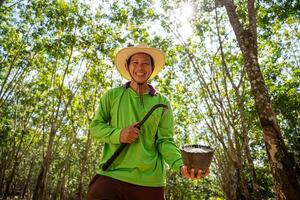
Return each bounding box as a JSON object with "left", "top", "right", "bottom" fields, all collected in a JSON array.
[{"left": 181, "top": 144, "right": 214, "bottom": 174}]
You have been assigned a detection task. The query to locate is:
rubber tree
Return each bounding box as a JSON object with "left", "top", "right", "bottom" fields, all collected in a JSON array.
[{"left": 219, "top": 0, "right": 300, "bottom": 199}]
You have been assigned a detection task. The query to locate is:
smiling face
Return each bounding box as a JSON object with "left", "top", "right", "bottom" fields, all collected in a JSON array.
[{"left": 126, "top": 53, "right": 154, "bottom": 84}]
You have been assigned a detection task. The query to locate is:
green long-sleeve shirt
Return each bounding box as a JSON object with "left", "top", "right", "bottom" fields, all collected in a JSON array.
[{"left": 90, "top": 85, "right": 183, "bottom": 186}]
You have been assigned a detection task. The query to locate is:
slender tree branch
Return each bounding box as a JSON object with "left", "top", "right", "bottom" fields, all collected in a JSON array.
[
  {"left": 247, "top": 0, "right": 257, "bottom": 41},
  {"left": 220, "top": 0, "right": 246, "bottom": 50}
]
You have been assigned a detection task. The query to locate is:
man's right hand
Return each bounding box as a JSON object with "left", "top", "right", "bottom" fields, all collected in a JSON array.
[{"left": 120, "top": 123, "right": 140, "bottom": 143}]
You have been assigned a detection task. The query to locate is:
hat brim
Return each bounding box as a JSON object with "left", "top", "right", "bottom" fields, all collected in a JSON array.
[{"left": 115, "top": 46, "right": 165, "bottom": 80}]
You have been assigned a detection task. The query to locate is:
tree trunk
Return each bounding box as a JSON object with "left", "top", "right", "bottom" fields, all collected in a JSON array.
[
  {"left": 59, "top": 149, "right": 70, "bottom": 200},
  {"left": 0, "top": 149, "right": 8, "bottom": 194},
  {"left": 59, "top": 176, "right": 66, "bottom": 200},
  {"left": 221, "top": 0, "right": 300, "bottom": 199},
  {"left": 3, "top": 130, "right": 25, "bottom": 199},
  {"left": 78, "top": 131, "right": 91, "bottom": 200},
  {"left": 22, "top": 157, "right": 34, "bottom": 198},
  {"left": 32, "top": 123, "right": 57, "bottom": 200},
  {"left": 215, "top": 2, "right": 261, "bottom": 197},
  {"left": 53, "top": 167, "right": 63, "bottom": 200}
]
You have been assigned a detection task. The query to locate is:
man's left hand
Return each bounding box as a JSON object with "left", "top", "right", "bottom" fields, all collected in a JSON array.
[{"left": 180, "top": 165, "right": 209, "bottom": 180}]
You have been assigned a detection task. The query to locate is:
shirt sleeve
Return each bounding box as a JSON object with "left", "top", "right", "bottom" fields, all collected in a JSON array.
[
  {"left": 156, "top": 99, "right": 183, "bottom": 172},
  {"left": 90, "top": 90, "right": 122, "bottom": 144}
]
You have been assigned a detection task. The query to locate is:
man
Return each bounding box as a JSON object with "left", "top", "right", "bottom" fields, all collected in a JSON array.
[{"left": 87, "top": 44, "right": 207, "bottom": 200}]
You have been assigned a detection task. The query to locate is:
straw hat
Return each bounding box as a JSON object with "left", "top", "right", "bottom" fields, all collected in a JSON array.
[{"left": 115, "top": 44, "right": 166, "bottom": 80}]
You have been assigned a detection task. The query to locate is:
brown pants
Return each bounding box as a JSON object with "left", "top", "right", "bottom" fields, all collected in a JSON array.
[{"left": 87, "top": 174, "right": 164, "bottom": 200}]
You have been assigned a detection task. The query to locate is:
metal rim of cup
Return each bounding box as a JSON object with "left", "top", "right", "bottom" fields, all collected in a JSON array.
[{"left": 180, "top": 144, "right": 215, "bottom": 153}]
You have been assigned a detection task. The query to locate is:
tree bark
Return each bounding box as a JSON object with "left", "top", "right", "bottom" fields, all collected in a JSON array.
[
  {"left": 32, "top": 123, "right": 56, "bottom": 200},
  {"left": 3, "top": 130, "right": 25, "bottom": 199},
  {"left": 78, "top": 130, "right": 91, "bottom": 200},
  {"left": 0, "top": 149, "right": 8, "bottom": 194},
  {"left": 22, "top": 157, "right": 34, "bottom": 198},
  {"left": 221, "top": 0, "right": 300, "bottom": 199}
]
